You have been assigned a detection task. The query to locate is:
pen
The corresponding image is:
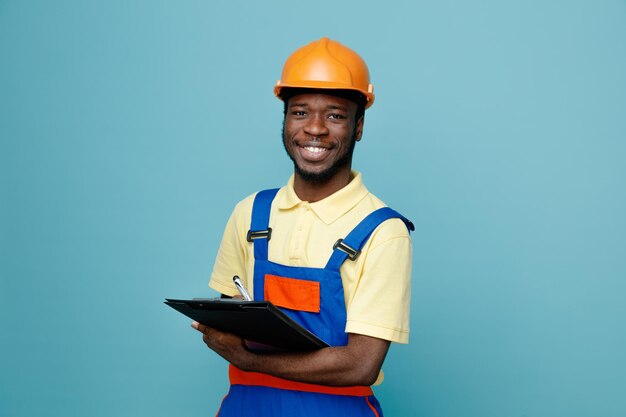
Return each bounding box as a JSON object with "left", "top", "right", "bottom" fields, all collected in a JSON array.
[{"left": 232, "top": 275, "right": 252, "bottom": 301}]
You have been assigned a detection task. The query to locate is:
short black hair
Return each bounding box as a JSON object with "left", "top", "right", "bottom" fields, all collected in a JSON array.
[{"left": 280, "top": 88, "right": 366, "bottom": 121}]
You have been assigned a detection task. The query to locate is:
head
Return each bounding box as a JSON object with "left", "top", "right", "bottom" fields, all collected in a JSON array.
[
  {"left": 274, "top": 37, "right": 373, "bottom": 186},
  {"left": 280, "top": 88, "right": 365, "bottom": 184}
]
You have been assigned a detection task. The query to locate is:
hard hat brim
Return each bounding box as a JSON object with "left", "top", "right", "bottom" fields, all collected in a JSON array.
[{"left": 274, "top": 81, "right": 375, "bottom": 109}]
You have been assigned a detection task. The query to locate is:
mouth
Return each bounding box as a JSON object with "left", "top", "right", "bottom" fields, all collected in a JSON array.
[{"left": 298, "top": 144, "right": 331, "bottom": 162}]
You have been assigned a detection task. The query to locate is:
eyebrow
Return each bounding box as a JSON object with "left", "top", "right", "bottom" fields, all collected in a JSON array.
[
  {"left": 288, "top": 103, "right": 348, "bottom": 111},
  {"left": 326, "top": 104, "right": 348, "bottom": 111}
]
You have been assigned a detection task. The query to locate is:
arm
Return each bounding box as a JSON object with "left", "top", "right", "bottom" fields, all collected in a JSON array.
[{"left": 192, "top": 322, "right": 389, "bottom": 387}]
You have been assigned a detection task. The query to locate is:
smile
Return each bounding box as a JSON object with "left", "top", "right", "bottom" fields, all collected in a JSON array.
[
  {"left": 303, "top": 146, "right": 328, "bottom": 154},
  {"left": 297, "top": 144, "right": 332, "bottom": 162}
]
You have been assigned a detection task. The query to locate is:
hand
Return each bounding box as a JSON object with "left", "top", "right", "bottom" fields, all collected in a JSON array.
[{"left": 191, "top": 321, "right": 251, "bottom": 367}]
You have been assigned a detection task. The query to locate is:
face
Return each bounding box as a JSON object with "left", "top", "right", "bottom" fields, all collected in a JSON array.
[{"left": 282, "top": 93, "right": 363, "bottom": 183}]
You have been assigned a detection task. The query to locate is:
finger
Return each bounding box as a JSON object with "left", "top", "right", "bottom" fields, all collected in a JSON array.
[
  {"left": 194, "top": 322, "right": 219, "bottom": 338},
  {"left": 191, "top": 321, "right": 210, "bottom": 334}
]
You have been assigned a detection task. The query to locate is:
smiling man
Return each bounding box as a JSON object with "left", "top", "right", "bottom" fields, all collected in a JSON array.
[{"left": 193, "top": 37, "right": 414, "bottom": 417}]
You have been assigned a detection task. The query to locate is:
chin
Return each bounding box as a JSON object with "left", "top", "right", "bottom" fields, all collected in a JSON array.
[{"left": 295, "top": 165, "right": 340, "bottom": 183}]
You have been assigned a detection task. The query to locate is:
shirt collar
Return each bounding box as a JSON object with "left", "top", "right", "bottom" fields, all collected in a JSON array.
[{"left": 276, "top": 171, "right": 370, "bottom": 225}]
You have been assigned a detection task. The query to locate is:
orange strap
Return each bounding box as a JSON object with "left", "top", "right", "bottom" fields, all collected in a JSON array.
[{"left": 229, "top": 365, "right": 373, "bottom": 397}]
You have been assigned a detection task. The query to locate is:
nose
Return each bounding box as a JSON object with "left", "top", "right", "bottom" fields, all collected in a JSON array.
[{"left": 303, "top": 115, "right": 329, "bottom": 137}]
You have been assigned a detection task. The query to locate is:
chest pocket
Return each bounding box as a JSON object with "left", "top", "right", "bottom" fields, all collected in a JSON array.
[{"left": 264, "top": 274, "right": 321, "bottom": 313}]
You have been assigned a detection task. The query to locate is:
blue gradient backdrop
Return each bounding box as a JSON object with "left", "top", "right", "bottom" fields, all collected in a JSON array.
[{"left": 1, "top": 1, "right": 625, "bottom": 416}]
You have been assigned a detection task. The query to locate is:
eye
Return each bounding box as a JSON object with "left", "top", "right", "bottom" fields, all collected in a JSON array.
[
  {"left": 328, "top": 113, "right": 346, "bottom": 120},
  {"left": 291, "top": 111, "right": 307, "bottom": 117}
]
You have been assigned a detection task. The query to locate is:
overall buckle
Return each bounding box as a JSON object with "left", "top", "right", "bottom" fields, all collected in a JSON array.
[
  {"left": 247, "top": 228, "right": 272, "bottom": 242},
  {"left": 333, "top": 239, "right": 361, "bottom": 261}
]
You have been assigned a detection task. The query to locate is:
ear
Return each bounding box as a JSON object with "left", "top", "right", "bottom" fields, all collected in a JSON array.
[{"left": 355, "top": 116, "right": 364, "bottom": 142}]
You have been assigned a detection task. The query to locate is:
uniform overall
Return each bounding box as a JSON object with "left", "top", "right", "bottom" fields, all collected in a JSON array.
[{"left": 217, "top": 189, "right": 414, "bottom": 417}]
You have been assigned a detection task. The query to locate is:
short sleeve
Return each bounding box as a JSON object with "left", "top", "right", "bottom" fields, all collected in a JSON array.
[
  {"left": 345, "top": 223, "right": 412, "bottom": 344},
  {"left": 209, "top": 196, "right": 254, "bottom": 296}
]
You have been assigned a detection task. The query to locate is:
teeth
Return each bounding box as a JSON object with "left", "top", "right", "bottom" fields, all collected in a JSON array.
[{"left": 304, "top": 146, "right": 326, "bottom": 153}]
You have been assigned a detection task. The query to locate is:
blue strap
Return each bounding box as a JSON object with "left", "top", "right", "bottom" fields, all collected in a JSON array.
[
  {"left": 250, "top": 188, "right": 280, "bottom": 261},
  {"left": 325, "top": 207, "right": 414, "bottom": 271}
]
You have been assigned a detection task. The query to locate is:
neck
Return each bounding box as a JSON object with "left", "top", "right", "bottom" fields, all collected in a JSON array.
[{"left": 293, "top": 168, "right": 352, "bottom": 203}]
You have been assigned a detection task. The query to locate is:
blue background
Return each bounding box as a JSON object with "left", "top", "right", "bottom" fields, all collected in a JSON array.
[{"left": 1, "top": 1, "right": 625, "bottom": 416}]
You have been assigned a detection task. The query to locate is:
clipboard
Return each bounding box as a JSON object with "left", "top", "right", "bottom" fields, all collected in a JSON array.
[{"left": 165, "top": 298, "right": 329, "bottom": 351}]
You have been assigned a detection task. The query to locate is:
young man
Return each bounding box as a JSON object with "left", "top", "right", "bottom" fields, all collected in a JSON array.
[{"left": 193, "top": 37, "right": 413, "bottom": 417}]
